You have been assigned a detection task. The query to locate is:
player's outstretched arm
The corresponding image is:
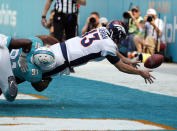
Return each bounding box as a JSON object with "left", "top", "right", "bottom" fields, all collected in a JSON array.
[
  {"left": 114, "top": 59, "right": 155, "bottom": 84},
  {"left": 36, "top": 35, "right": 59, "bottom": 46},
  {"left": 9, "top": 38, "right": 32, "bottom": 52},
  {"left": 31, "top": 77, "right": 52, "bottom": 92},
  {"left": 117, "top": 51, "right": 140, "bottom": 68}
]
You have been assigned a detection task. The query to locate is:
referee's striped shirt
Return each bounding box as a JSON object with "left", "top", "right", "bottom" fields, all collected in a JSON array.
[{"left": 53, "top": 0, "right": 78, "bottom": 14}]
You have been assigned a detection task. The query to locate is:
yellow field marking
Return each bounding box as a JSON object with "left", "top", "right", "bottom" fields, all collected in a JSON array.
[
  {"left": 133, "top": 119, "right": 176, "bottom": 130},
  {"left": 0, "top": 93, "right": 50, "bottom": 100},
  {"left": 0, "top": 123, "right": 41, "bottom": 126},
  {"left": 23, "top": 94, "right": 49, "bottom": 99}
]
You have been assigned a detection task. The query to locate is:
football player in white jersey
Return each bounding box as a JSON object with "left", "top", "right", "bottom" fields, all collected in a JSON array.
[
  {"left": 0, "top": 34, "right": 33, "bottom": 102},
  {"left": 32, "top": 20, "right": 155, "bottom": 85}
]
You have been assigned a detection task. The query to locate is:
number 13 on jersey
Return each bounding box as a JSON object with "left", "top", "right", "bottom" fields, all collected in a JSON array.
[{"left": 81, "top": 29, "right": 100, "bottom": 47}]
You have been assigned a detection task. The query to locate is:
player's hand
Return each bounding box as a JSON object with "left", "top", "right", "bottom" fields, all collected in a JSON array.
[
  {"left": 41, "top": 18, "right": 47, "bottom": 27},
  {"left": 128, "top": 11, "right": 135, "bottom": 19},
  {"left": 18, "top": 53, "right": 28, "bottom": 73},
  {"left": 140, "top": 70, "right": 156, "bottom": 84}
]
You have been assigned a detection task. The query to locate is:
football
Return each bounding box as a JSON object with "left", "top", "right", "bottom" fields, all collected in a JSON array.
[{"left": 144, "top": 54, "right": 164, "bottom": 69}]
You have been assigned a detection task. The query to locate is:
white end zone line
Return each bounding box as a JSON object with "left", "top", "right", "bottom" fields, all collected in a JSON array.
[
  {"left": 0, "top": 117, "right": 175, "bottom": 130},
  {"left": 0, "top": 93, "right": 49, "bottom": 100}
]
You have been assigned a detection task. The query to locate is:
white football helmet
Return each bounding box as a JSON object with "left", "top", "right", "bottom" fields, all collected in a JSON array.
[{"left": 31, "top": 47, "right": 56, "bottom": 71}]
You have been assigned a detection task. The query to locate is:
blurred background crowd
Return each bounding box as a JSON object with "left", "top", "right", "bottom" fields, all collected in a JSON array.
[{"left": 0, "top": 0, "right": 175, "bottom": 62}]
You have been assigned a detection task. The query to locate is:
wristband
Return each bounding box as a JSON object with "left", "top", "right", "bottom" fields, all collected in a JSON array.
[{"left": 42, "top": 16, "right": 46, "bottom": 19}]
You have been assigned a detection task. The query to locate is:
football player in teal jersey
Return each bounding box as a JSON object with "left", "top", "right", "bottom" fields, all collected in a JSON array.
[
  {"left": 0, "top": 35, "right": 58, "bottom": 101},
  {"left": 10, "top": 35, "right": 58, "bottom": 92},
  {"left": 11, "top": 36, "right": 44, "bottom": 83}
]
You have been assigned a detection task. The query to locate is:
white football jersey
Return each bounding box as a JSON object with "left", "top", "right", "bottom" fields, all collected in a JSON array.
[
  {"left": 52, "top": 27, "right": 117, "bottom": 64},
  {"left": 66, "top": 27, "right": 118, "bottom": 62},
  {"left": 46, "top": 27, "right": 119, "bottom": 76}
]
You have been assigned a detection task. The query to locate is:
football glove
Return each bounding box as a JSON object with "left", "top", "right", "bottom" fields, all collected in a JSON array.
[{"left": 18, "top": 52, "right": 28, "bottom": 73}]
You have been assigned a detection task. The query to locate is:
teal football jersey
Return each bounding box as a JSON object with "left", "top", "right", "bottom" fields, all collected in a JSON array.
[{"left": 10, "top": 37, "right": 44, "bottom": 83}]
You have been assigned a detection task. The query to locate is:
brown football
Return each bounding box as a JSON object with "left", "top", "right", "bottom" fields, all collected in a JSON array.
[{"left": 144, "top": 54, "right": 164, "bottom": 69}]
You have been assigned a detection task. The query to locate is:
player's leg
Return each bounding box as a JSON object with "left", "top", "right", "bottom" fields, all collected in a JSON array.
[
  {"left": 0, "top": 46, "right": 17, "bottom": 102},
  {"left": 53, "top": 12, "right": 65, "bottom": 42},
  {"left": 145, "top": 36, "right": 156, "bottom": 55},
  {"left": 65, "top": 14, "right": 77, "bottom": 73},
  {"left": 65, "top": 14, "right": 77, "bottom": 40},
  {"left": 134, "top": 35, "right": 144, "bottom": 53}
]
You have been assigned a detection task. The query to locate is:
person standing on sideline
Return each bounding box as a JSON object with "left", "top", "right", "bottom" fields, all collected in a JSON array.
[
  {"left": 134, "top": 8, "right": 164, "bottom": 54},
  {"left": 42, "top": 9, "right": 55, "bottom": 37},
  {"left": 41, "top": 0, "right": 86, "bottom": 42},
  {"left": 123, "top": 6, "right": 144, "bottom": 56}
]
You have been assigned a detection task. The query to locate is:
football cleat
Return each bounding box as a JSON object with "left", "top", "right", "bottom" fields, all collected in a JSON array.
[{"left": 4, "top": 76, "right": 18, "bottom": 102}]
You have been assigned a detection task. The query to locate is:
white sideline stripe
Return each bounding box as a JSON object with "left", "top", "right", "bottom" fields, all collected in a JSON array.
[
  {"left": 0, "top": 93, "right": 47, "bottom": 100},
  {"left": 0, "top": 117, "right": 167, "bottom": 130}
]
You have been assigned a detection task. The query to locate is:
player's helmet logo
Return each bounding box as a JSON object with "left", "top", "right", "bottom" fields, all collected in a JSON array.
[
  {"left": 107, "top": 20, "right": 128, "bottom": 45},
  {"left": 32, "top": 47, "right": 56, "bottom": 71}
]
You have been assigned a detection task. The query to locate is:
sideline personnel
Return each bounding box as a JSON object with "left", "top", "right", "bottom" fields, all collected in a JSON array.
[{"left": 42, "top": 0, "right": 86, "bottom": 42}]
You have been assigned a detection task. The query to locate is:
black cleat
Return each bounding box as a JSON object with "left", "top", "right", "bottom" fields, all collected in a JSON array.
[{"left": 4, "top": 76, "right": 18, "bottom": 102}]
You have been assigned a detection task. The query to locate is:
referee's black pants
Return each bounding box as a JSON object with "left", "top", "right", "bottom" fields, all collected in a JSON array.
[{"left": 53, "top": 12, "right": 77, "bottom": 42}]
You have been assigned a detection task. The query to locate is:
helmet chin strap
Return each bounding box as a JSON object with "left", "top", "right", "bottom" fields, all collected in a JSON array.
[
  {"left": 110, "top": 31, "right": 113, "bottom": 39},
  {"left": 106, "top": 28, "right": 111, "bottom": 37},
  {"left": 107, "top": 29, "right": 113, "bottom": 39}
]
